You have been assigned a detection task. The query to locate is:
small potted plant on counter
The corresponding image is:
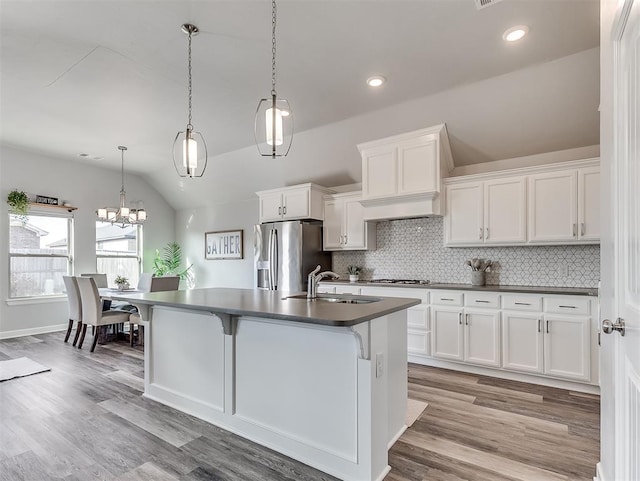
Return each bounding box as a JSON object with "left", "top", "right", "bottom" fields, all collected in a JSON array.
[
  {"left": 114, "top": 276, "right": 130, "bottom": 291},
  {"left": 347, "top": 265, "right": 361, "bottom": 283}
]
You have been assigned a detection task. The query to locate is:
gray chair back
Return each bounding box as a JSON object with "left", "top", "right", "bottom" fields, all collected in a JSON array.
[
  {"left": 150, "top": 276, "right": 180, "bottom": 292},
  {"left": 137, "top": 272, "right": 153, "bottom": 292},
  {"left": 76, "top": 277, "right": 102, "bottom": 327},
  {"left": 80, "top": 273, "right": 108, "bottom": 288},
  {"left": 63, "top": 276, "right": 81, "bottom": 321}
]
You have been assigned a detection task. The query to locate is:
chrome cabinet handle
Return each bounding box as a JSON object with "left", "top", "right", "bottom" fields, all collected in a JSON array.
[
  {"left": 278, "top": 206, "right": 282, "bottom": 215},
  {"left": 485, "top": 227, "right": 489, "bottom": 239},
  {"left": 283, "top": 205, "right": 286, "bottom": 215},
  {"left": 602, "top": 318, "right": 625, "bottom": 336},
  {"left": 581, "top": 223, "right": 585, "bottom": 236},
  {"left": 465, "top": 313, "right": 469, "bottom": 326},
  {"left": 479, "top": 227, "right": 483, "bottom": 240},
  {"left": 572, "top": 223, "right": 577, "bottom": 237},
  {"left": 441, "top": 298, "right": 454, "bottom": 301},
  {"left": 515, "top": 302, "right": 531, "bottom": 306},
  {"left": 538, "top": 319, "right": 541, "bottom": 333},
  {"left": 546, "top": 320, "right": 550, "bottom": 334},
  {"left": 559, "top": 305, "right": 577, "bottom": 309},
  {"left": 475, "top": 300, "right": 490, "bottom": 303},
  {"left": 344, "top": 235, "right": 347, "bottom": 245},
  {"left": 458, "top": 312, "right": 462, "bottom": 325}
]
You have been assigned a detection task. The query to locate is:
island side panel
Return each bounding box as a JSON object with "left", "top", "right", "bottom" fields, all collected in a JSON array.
[
  {"left": 145, "top": 307, "right": 226, "bottom": 416},
  {"left": 386, "top": 309, "right": 409, "bottom": 446},
  {"left": 234, "top": 317, "right": 359, "bottom": 462}
]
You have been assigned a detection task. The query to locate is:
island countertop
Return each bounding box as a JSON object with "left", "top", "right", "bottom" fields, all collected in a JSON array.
[{"left": 110, "top": 287, "right": 421, "bottom": 327}]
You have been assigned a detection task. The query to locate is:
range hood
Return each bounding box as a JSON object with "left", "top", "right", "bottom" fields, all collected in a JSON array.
[{"left": 357, "top": 124, "right": 454, "bottom": 221}]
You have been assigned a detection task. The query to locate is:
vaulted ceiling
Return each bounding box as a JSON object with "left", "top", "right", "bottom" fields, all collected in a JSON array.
[{"left": 1, "top": 0, "right": 600, "bottom": 208}]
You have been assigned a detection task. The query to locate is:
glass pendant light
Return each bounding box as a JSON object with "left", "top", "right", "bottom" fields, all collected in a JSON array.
[
  {"left": 254, "top": 0, "right": 293, "bottom": 158},
  {"left": 96, "top": 146, "right": 147, "bottom": 228},
  {"left": 173, "top": 23, "right": 208, "bottom": 177}
]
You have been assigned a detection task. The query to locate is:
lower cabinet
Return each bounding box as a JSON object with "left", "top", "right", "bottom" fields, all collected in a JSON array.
[
  {"left": 432, "top": 307, "right": 501, "bottom": 367},
  {"left": 502, "top": 312, "right": 544, "bottom": 374},
  {"left": 544, "top": 315, "right": 591, "bottom": 381}
]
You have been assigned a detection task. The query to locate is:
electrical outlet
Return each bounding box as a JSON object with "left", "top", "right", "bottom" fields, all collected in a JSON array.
[
  {"left": 375, "top": 353, "right": 384, "bottom": 378},
  {"left": 557, "top": 263, "right": 569, "bottom": 276}
]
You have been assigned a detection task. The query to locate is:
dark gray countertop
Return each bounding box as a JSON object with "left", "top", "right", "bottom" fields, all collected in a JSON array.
[
  {"left": 320, "top": 280, "right": 598, "bottom": 297},
  {"left": 109, "top": 288, "right": 421, "bottom": 327}
]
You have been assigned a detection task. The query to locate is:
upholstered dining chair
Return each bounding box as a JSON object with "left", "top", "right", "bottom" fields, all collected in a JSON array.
[
  {"left": 129, "top": 276, "right": 180, "bottom": 347},
  {"left": 80, "top": 273, "right": 110, "bottom": 310},
  {"left": 76, "top": 276, "right": 131, "bottom": 352},
  {"left": 62, "top": 276, "right": 82, "bottom": 345}
]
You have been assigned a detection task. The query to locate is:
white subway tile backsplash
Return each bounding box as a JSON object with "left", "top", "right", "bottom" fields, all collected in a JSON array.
[{"left": 332, "top": 217, "right": 600, "bottom": 288}]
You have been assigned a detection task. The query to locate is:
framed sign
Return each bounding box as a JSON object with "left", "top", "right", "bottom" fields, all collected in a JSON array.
[{"left": 205, "top": 230, "right": 243, "bottom": 260}]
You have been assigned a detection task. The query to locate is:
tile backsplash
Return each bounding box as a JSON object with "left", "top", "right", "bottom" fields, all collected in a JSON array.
[{"left": 332, "top": 217, "right": 600, "bottom": 288}]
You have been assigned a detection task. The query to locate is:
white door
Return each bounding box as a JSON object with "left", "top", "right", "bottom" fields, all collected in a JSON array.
[
  {"left": 343, "top": 196, "right": 366, "bottom": 248},
  {"left": 282, "top": 187, "right": 309, "bottom": 220},
  {"left": 577, "top": 166, "right": 601, "bottom": 241},
  {"left": 484, "top": 176, "right": 527, "bottom": 244},
  {"left": 431, "top": 307, "right": 464, "bottom": 361},
  {"left": 464, "top": 310, "right": 501, "bottom": 367},
  {"left": 323, "top": 198, "right": 343, "bottom": 250},
  {"left": 502, "top": 312, "right": 544, "bottom": 374},
  {"left": 600, "top": 1, "right": 640, "bottom": 479},
  {"left": 444, "top": 182, "right": 483, "bottom": 245},
  {"left": 527, "top": 170, "right": 577, "bottom": 243},
  {"left": 259, "top": 192, "right": 283, "bottom": 223},
  {"left": 543, "top": 315, "right": 591, "bottom": 382}
]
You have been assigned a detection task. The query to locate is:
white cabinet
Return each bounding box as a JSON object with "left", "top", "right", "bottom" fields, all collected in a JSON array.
[
  {"left": 464, "top": 310, "right": 501, "bottom": 367},
  {"left": 323, "top": 192, "right": 376, "bottom": 251},
  {"left": 357, "top": 125, "right": 453, "bottom": 220},
  {"left": 431, "top": 307, "right": 464, "bottom": 361},
  {"left": 256, "top": 183, "right": 333, "bottom": 223},
  {"left": 543, "top": 315, "right": 591, "bottom": 381},
  {"left": 502, "top": 312, "right": 544, "bottom": 374},
  {"left": 528, "top": 166, "right": 600, "bottom": 244},
  {"left": 445, "top": 177, "right": 526, "bottom": 246},
  {"left": 578, "top": 166, "right": 600, "bottom": 241}
]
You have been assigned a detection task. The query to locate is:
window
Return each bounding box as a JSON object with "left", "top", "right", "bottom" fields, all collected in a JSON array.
[
  {"left": 9, "top": 213, "right": 73, "bottom": 298},
  {"left": 96, "top": 222, "right": 142, "bottom": 287}
]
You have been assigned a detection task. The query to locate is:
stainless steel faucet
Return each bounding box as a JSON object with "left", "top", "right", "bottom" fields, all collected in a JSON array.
[{"left": 307, "top": 265, "right": 340, "bottom": 299}]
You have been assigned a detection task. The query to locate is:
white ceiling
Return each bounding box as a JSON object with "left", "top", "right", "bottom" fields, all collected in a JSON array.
[{"left": 0, "top": 0, "right": 599, "bottom": 208}]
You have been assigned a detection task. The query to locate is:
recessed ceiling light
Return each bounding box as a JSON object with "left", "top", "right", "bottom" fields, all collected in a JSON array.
[
  {"left": 503, "top": 25, "right": 529, "bottom": 42},
  {"left": 78, "top": 153, "right": 89, "bottom": 158},
  {"left": 366, "top": 76, "right": 386, "bottom": 87}
]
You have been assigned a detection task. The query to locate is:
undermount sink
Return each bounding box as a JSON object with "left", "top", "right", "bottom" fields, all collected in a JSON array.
[{"left": 284, "top": 294, "right": 382, "bottom": 304}]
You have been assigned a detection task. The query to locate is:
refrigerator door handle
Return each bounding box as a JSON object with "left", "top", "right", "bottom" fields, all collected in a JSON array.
[
  {"left": 271, "top": 229, "right": 279, "bottom": 290},
  {"left": 268, "top": 229, "right": 275, "bottom": 290}
]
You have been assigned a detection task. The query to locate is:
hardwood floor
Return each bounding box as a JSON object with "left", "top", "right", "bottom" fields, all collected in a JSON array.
[{"left": 0, "top": 332, "right": 599, "bottom": 481}]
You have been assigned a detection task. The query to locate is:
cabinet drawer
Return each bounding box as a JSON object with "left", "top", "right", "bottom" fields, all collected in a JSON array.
[
  {"left": 407, "top": 306, "right": 429, "bottom": 329},
  {"left": 359, "top": 286, "right": 429, "bottom": 304},
  {"left": 544, "top": 296, "right": 590, "bottom": 315},
  {"left": 316, "top": 285, "right": 335, "bottom": 294},
  {"left": 465, "top": 292, "right": 500, "bottom": 309},
  {"left": 430, "top": 291, "right": 464, "bottom": 306},
  {"left": 502, "top": 295, "right": 543, "bottom": 312},
  {"left": 408, "top": 330, "right": 430, "bottom": 357},
  {"left": 335, "top": 285, "right": 361, "bottom": 295}
]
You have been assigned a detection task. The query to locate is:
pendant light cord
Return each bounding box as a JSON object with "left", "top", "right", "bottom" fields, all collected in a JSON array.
[
  {"left": 187, "top": 30, "right": 193, "bottom": 130},
  {"left": 120, "top": 147, "right": 126, "bottom": 195},
  {"left": 271, "top": 0, "right": 277, "bottom": 96}
]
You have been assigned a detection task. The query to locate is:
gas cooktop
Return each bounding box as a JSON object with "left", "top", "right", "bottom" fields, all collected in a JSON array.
[{"left": 368, "top": 279, "right": 430, "bottom": 285}]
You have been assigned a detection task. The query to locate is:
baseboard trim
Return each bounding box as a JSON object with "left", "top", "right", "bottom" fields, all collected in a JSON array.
[
  {"left": 0, "top": 324, "right": 66, "bottom": 340},
  {"left": 594, "top": 462, "right": 605, "bottom": 481}
]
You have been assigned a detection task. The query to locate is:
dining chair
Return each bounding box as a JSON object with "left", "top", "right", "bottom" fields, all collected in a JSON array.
[
  {"left": 129, "top": 276, "right": 180, "bottom": 347},
  {"left": 80, "top": 273, "right": 111, "bottom": 310},
  {"left": 76, "top": 277, "right": 131, "bottom": 352},
  {"left": 62, "top": 276, "right": 82, "bottom": 345}
]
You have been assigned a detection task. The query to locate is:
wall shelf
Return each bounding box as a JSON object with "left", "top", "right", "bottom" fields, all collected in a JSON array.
[{"left": 29, "top": 202, "right": 77, "bottom": 213}]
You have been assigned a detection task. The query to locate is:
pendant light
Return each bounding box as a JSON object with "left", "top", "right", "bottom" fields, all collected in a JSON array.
[
  {"left": 97, "top": 146, "right": 147, "bottom": 227},
  {"left": 254, "top": 0, "right": 293, "bottom": 158},
  {"left": 173, "top": 23, "right": 208, "bottom": 178}
]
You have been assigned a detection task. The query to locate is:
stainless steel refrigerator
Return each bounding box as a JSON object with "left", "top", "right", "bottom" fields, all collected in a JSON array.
[{"left": 255, "top": 221, "right": 331, "bottom": 292}]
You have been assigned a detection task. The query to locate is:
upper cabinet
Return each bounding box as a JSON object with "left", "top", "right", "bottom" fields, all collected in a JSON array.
[
  {"left": 444, "top": 159, "right": 599, "bottom": 247},
  {"left": 357, "top": 124, "right": 454, "bottom": 221},
  {"left": 445, "top": 177, "right": 526, "bottom": 246},
  {"left": 256, "top": 183, "right": 334, "bottom": 224},
  {"left": 528, "top": 166, "right": 600, "bottom": 244},
  {"left": 323, "top": 192, "right": 376, "bottom": 251}
]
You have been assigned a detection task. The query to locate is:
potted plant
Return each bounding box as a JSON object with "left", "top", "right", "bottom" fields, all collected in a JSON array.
[
  {"left": 114, "top": 275, "right": 130, "bottom": 291},
  {"left": 347, "top": 265, "right": 361, "bottom": 283},
  {"left": 153, "top": 241, "right": 194, "bottom": 287},
  {"left": 7, "top": 189, "right": 29, "bottom": 223}
]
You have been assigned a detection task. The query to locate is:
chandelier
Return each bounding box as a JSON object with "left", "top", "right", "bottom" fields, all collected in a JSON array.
[
  {"left": 173, "top": 23, "right": 207, "bottom": 177},
  {"left": 97, "top": 146, "right": 146, "bottom": 227},
  {"left": 254, "top": 0, "right": 293, "bottom": 158}
]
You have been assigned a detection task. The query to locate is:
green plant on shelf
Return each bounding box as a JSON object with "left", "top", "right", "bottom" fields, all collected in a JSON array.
[{"left": 7, "top": 189, "right": 29, "bottom": 223}]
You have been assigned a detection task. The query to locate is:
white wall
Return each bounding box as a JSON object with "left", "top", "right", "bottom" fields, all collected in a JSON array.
[
  {"left": 176, "top": 198, "right": 258, "bottom": 289},
  {"left": 0, "top": 145, "right": 175, "bottom": 337}
]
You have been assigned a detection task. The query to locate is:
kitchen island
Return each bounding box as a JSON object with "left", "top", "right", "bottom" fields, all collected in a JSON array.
[{"left": 112, "top": 288, "right": 420, "bottom": 481}]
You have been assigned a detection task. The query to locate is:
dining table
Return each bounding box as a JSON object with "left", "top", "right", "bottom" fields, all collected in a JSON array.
[{"left": 98, "top": 287, "right": 145, "bottom": 343}]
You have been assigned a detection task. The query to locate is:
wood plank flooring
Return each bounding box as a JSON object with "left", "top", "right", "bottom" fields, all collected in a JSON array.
[{"left": 0, "top": 332, "right": 599, "bottom": 481}]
